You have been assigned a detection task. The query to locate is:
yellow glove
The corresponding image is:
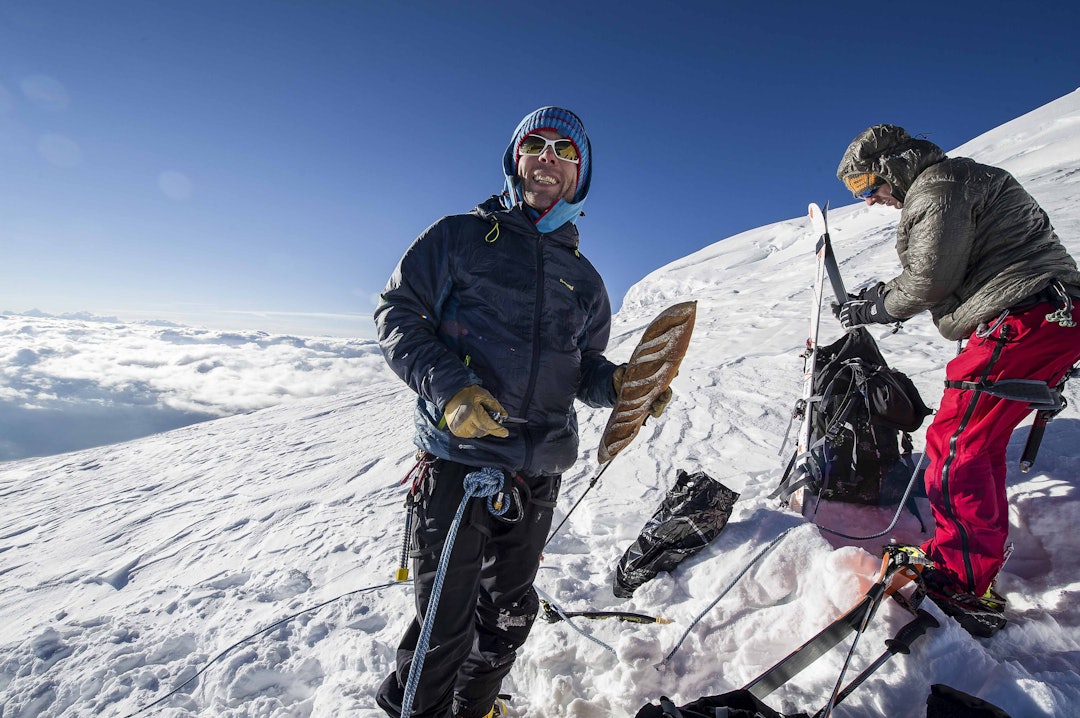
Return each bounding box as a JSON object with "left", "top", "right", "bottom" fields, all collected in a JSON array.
[
  {"left": 648, "top": 387, "right": 672, "bottom": 418},
  {"left": 612, "top": 364, "right": 626, "bottom": 395},
  {"left": 444, "top": 385, "right": 510, "bottom": 439},
  {"left": 612, "top": 364, "right": 672, "bottom": 418}
]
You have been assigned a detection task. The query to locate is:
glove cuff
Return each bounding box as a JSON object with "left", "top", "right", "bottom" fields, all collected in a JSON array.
[{"left": 868, "top": 286, "right": 897, "bottom": 323}]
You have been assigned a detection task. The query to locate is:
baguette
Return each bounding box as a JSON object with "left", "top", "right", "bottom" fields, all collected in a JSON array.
[{"left": 599, "top": 301, "right": 697, "bottom": 463}]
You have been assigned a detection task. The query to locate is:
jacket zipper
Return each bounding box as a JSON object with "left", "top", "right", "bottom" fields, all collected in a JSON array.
[{"left": 519, "top": 234, "right": 546, "bottom": 469}]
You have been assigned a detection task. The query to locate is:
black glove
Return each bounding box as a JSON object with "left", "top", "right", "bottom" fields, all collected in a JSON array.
[
  {"left": 854, "top": 283, "right": 883, "bottom": 301},
  {"left": 829, "top": 284, "right": 875, "bottom": 316},
  {"left": 832, "top": 282, "right": 896, "bottom": 329}
]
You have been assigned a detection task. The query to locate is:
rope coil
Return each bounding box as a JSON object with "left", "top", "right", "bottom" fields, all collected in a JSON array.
[{"left": 399, "top": 467, "right": 504, "bottom": 716}]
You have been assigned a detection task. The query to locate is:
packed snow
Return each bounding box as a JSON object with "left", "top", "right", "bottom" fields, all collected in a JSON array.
[{"left": 3, "top": 89, "right": 1080, "bottom": 717}]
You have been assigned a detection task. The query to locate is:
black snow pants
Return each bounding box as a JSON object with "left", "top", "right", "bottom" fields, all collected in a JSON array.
[{"left": 376, "top": 456, "right": 559, "bottom": 718}]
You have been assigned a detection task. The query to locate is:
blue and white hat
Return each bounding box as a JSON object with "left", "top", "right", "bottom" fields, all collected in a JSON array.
[{"left": 501, "top": 106, "right": 592, "bottom": 230}]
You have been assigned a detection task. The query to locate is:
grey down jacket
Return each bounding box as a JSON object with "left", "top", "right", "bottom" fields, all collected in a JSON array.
[{"left": 837, "top": 124, "right": 1080, "bottom": 340}]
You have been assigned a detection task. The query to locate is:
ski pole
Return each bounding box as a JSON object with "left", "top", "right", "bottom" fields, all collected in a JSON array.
[
  {"left": 544, "top": 459, "right": 614, "bottom": 548},
  {"left": 818, "top": 585, "right": 880, "bottom": 718},
  {"left": 745, "top": 548, "right": 917, "bottom": 700},
  {"left": 813, "top": 609, "right": 939, "bottom": 717},
  {"left": 817, "top": 546, "right": 925, "bottom": 718}
]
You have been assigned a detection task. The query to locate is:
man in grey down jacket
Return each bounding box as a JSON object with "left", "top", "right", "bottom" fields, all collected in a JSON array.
[
  {"left": 374, "top": 107, "right": 667, "bottom": 718},
  {"left": 835, "top": 124, "right": 1080, "bottom": 637}
]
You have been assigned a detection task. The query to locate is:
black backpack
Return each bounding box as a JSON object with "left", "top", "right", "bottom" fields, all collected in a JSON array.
[{"left": 777, "top": 328, "right": 932, "bottom": 506}]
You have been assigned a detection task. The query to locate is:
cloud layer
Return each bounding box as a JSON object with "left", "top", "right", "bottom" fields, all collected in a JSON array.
[{"left": 0, "top": 313, "right": 394, "bottom": 460}]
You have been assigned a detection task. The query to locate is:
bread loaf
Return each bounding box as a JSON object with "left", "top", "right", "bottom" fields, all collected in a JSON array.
[{"left": 599, "top": 301, "right": 696, "bottom": 463}]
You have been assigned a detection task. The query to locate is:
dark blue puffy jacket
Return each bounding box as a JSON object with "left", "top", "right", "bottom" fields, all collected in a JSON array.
[{"left": 375, "top": 195, "right": 618, "bottom": 475}]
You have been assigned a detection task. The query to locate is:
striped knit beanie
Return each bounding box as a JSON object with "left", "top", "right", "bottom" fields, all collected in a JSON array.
[{"left": 502, "top": 106, "right": 592, "bottom": 205}]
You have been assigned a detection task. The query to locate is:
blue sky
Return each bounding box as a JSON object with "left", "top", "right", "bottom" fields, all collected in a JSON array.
[{"left": 2, "top": 1, "right": 1077, "bottom": 338}]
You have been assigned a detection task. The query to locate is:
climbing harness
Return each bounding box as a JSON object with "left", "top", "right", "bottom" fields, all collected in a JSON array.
[
  {"left": 394, "top": 454, "right": 524, "bottom": 583},
  {"left": 394, "top": 453, "right": 435, "bottom": 582},
  {"left": 943, "top": 290, "right": 1080, "bottom": 473}
]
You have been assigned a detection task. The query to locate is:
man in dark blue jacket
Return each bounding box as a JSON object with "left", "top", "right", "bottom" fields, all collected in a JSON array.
[{"left": 375, "top": 107, "right": 658, "bottom": 718}]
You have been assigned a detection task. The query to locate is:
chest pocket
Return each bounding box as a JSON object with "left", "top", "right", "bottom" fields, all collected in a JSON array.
[{"left": 544, "top": 269, "right": 595, "bottom": 353}]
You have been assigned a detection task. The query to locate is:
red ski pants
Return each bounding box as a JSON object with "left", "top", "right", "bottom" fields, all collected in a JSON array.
[{"left": 921, "top": 301, "right": 1080, "bottom": 595}]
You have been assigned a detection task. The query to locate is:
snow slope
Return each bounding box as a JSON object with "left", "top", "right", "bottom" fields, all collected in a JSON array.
[{"left": 3, "top": 89, "right": 1080, "bottom": 717}]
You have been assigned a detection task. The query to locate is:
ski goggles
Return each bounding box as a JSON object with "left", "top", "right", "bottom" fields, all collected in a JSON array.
[
  {"left": 518, "top": 134, "right": 580, "bottom": 164},
  {"left": 844, "top": 172, "right": 886, "bottom": 199}
]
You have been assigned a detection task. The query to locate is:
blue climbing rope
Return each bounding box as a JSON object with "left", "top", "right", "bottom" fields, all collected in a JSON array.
[{"left": 399, "top": 466, "right": 505, "bottom": 717}]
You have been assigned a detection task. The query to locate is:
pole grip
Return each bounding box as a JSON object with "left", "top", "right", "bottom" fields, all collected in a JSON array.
[
  {"left": 1020, "top": 412, "right": 1050, "bottom": 473},
  {"left": 884, "top": 609, "right": 940, "bottom": 655}
]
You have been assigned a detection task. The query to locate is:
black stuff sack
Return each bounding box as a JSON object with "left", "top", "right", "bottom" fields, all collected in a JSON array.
[
  {"left": 614, "top": 469, "right": 739, "bottom": 598},
  {"left": 926, "top": 684, "right": 1011, "bottom": 718},
  {"left": 634, "top": 689, "right": 809, "bottom": 718}
]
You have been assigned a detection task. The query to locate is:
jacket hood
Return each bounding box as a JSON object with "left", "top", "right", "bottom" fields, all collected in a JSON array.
[
  {"left": 500, "top": 106, "right": 592, "bottom": 233},
  {"left": 836, "top": 124, "right": 946, "bottom": 202}
]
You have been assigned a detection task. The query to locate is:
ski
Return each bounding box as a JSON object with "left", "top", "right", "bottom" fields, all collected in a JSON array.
[
  {"left": 813, "top": 203, "right": 848, "bottom": 305},
  {"left": 785, "top": 203, "right": 832, "bottom": 514},
  {"left": 743, "top": 546, "right": 923, "bottom": 700},
  {"left": 786, "top": 202, "right": 859, "bottom": 514}
]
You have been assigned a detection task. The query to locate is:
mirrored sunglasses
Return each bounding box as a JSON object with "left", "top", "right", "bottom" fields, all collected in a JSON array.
[
  {"left": 518, "top": 134, "right": 580, "bottom": 164},
  {"left": 844, "top": 172, "right": 885, "bottom": 199}
]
